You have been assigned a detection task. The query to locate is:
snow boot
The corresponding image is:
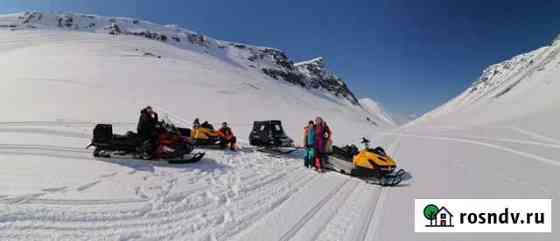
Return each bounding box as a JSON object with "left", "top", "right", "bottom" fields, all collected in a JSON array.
[
  {"left": 304, "top": 148, "right": 315, "bottom": 168},
  {"left": 315, "top": 156, "right": 323, "bottom": 172}
]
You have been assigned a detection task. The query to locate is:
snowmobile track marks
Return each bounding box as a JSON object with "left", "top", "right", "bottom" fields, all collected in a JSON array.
[
  {"left": 509, "top": 126, "right": 560, "bottom": 145},
  {"left": 5, "top": 193, "right": 46, "bottom": 204},
  {"left": 1, "top": 167, "right": 314, "bottom": 239},
  {"left": 307, "top": 180, "right": 360, "bottom": 241},
  {"left": 42, "top": 186, "right": 69, "bottom": 193},
  {"left": 76, "top": 180, "right": 101, "bottom": 192},
  {"left": 278, "top": 178, "right": 350, "bottom": 241},
  {"left": 354, "top": 190, "right": 378, "bottom": 241},
  {"left": 0, "top": 127, "right": 89, "bottom": 139},
  {"left": 398, "top": 133, "right": 560, "bottom": 167},
  {"left": 99, "top": 172, "right": 118, "bottom": 178}
]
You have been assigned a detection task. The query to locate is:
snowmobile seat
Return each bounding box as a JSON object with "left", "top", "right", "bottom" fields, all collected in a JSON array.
[
  {"left": 93, "top": 124, "right": 113, "bottom": 143},
  {"left": 371, "top": 147, "right": 387, "bottom": 157},
  {"left": 178, "top": 127, "right": 191, "bottom": 137},
  {"left": 331, "top": 145, "right": 359, "bottom": 162},
  {"left": 112, "top": 131, "right": 138, "bottom": 142}
]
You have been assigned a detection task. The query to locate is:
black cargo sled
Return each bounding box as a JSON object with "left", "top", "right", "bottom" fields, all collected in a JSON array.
[
  {"left": 249, "top": 120, "right": 298, "bottom": 154},
  {"left": 87, "top": 121, "right": 205, "bottom": 164}
]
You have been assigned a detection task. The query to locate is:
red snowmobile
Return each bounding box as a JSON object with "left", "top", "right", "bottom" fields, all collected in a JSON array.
[{"left": 87, "top": 120, "right": 205, "bottom": 164}]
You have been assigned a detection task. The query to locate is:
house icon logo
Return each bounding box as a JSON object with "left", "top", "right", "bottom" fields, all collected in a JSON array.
[{"left": 423, "top": 204, "right": 454, "bottom": 227}]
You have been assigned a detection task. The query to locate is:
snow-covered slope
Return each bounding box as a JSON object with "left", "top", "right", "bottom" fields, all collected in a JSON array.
[
  {"left": 0, "top": 11, "right": 397, "bottom": 144},
  {"left": 358, "top": 98, "right": 396, "bottom": 126},
  {"left": 6, "top": 11, "right": 560, "bottom": 241},
  {"left": 0, "top": 11, "right": 364, "bottom": 106},
  {"left": 411, "top": 34, "right": 560, "bottom": 136},
  {"left": 0, "top": 11, "right": 406, "bottom": 241}
]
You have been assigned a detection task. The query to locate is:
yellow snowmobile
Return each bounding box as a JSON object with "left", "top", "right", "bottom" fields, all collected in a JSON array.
[
  {"left": 327, "top": 138, "right": 410, "bottom": 186},
  {"left": 189, "top": 121, "right": 228, "bottom": 149}
]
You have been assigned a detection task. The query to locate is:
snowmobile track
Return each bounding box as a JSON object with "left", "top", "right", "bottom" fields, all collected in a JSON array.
[
  {"left": 307, "top": 180, "right": 360, "bottom": 241},
  {"left": 354, "top": 134, "right": 399, "bottom": 241},
  {"left": 1, "top": 167, "right": 318, "bottom": 240},
  {"left": 397, "top": 133, "right": 560, "bottom": 167},
  {"left": 278, "top": 178, "right": 350, "bottom": 241},
  {"left": 0, "top": 127, "right": 89, "bottom": 139}
]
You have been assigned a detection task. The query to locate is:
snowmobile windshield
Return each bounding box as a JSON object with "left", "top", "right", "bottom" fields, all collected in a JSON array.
[{"left": 160, "top": 116, "right": 180, "bottom": 134}]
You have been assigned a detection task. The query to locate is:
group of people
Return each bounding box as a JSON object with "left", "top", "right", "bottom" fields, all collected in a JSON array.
[
  {"left": 136, "top": 106, "right": 237, "bottom": 155},
  {"left": 303, "top": 117, "right": 332, "bottom": 172},
  {"left": 136, "top": 107, "right": 332, "bottom": 165}
]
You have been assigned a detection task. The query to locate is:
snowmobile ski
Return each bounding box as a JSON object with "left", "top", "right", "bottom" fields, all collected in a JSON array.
[
  {"left": 359, "top": 168, "right": 410, "bottom": 186},
  {"left": 256, "top": 147, "right": 299, "bottom": 155},
  {"left": 167, "top": 152, "right": 205, "bottom": 164}
]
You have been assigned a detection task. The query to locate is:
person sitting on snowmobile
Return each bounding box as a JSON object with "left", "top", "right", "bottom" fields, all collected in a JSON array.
[
  {"left": 192, "top": 119, "right": 221, "bottom": 143},
  {"left": 137, "top": 106, "right": 159, "bottom": 157},
  {"left": 201, "top": 121, "right": 214, "bottom": 130},
  {"left": 303, "top": 120, "right": 316, "bottom": 168},
  {"left": 218, "top": 122, "right": 237, "bottom": 150},
  {"left": 137, "top": 106, "right": 159, "bottom": 140},
  {"left": 314, "top": 117, "right": 331, "bottom": 172}
]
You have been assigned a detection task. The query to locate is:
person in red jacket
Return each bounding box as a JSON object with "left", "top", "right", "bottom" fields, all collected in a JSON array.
[
  {"left": 218, "top": 122, "right": 237, "bottom": 151},
  {"left": 314, "top": 117, "right": 331, "bottom": 172}
]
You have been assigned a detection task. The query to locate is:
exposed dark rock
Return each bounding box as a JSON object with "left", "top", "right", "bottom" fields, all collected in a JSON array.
[
  {"left": 57, "top": 15, "right": 74, "bottom": 28},
  {"left": 262, "top": 69, "right": 306, "bottom": 87},
  {"left": 106, "top": 23, "right": 122, "bottom": 35},
  {"left": 188, "top": 33, "right": 208, "bottom": 47},
  {"left": 231, "top": 43, "right": 246, "bottom": 49},
  {"left": 295, "top": 57, "right": 359, "bottom": 105}
]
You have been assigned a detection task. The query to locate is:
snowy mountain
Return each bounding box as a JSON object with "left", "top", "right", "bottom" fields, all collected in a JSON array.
[
  {"left": 294, "top": 57, "right": 360, "bottom": 105},
  {"left": 358, "top": 98, "right": 396, "bottom": 126},
  {"left": 0, "top": 11, "right": 397, "bottom": 141},
  {"left": 2, "top": 11, "right": 560, "bottom": 241},
  {"left": 410, "top": 34, "right": 560, "bottom": 135},
  {"left": 0, "top": 11, "right": 361, "bottom": 106}
]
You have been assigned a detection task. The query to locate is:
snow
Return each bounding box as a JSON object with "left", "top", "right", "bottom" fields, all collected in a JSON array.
[
  {"left": 359, "top": 98, "right": 396, "bottom": 126},
  {"left": 1, "top": 11, "right": 559, "bottom": 241}
]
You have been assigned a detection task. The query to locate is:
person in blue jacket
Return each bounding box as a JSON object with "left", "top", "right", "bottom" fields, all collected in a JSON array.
[{"left": 303, "top": 120, "right": 316, "bottom": 168}]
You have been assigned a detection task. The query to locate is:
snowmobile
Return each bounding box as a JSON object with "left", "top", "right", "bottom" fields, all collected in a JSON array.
[
  {"left": 326, "top": 138, "right": 410, "bottom": 186},
  {"left": 249, "top": 120, "right": 298, "bottom": 154},
  {"left": 189, "top": 122, "right": 232, "bottom": 150},
  {"left": 87, "top": 119, "right": 205, "bottom": 164}
]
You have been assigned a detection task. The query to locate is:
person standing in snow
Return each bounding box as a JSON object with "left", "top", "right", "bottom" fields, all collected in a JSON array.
[
  {"left": 303, "top": 120, "right": 316, "bottom": 168},
  {"left": 314, "top": 117, "right": 331, "bottom": 172}
]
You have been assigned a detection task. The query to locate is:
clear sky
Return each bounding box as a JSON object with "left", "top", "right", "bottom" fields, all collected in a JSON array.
[{"left": 2, "top": 0, "right": 560, "bottom": 116}]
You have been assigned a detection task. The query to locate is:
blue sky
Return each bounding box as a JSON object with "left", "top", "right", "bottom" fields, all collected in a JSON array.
[{"left": 2, "top": 0, "right": 560, "bottom": 116}]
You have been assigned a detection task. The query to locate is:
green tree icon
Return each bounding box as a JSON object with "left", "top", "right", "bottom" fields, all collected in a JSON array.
[{"left": 423, "top": 204, "right": 439, "bottom": 226}]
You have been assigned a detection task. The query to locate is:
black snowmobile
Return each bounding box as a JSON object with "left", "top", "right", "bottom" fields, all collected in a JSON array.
[
  {"left": 249, "top": 120, "right": 298, "bottom": 154},
  {"left": 326, "top": 138, "right": 411, "bottom": 186},
  {"left": 87, "top": 120, "right": 205, "bottom": 164}
]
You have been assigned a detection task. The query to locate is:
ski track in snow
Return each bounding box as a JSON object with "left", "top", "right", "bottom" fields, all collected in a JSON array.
[
  {"left": 276, "top": 179, "right": 350, "bottom": 241},
  {"left": 362, "top": 134, "right": 400, "bottom": 241},
  {"left": 508, "top": 126, "right": 560, "bottom": 145},
  {"left": 0, "top": 123, "right": 326, "bottom": 240},
  {"left": 396, "top": 133, "right": 560, "bottom": 167},
  {"left": 1, "top": 121, "right": 558, "bottom": 240}
]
